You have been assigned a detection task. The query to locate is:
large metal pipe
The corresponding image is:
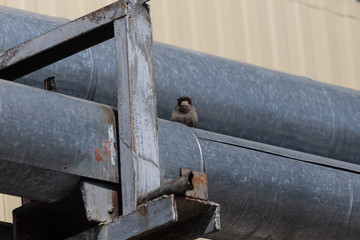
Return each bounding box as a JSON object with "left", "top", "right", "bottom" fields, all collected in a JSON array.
[
  {"left": 0, "top": 80, "right": 118, "bottom": 202},
  {"left": 1, "top": 6, "right": 360, "bottom": 165},
  {"left": 1, "top": 79, "right": 360, "bottom": 239}
]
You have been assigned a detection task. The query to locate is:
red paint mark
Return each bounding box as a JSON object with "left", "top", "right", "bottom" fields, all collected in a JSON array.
[
  {"left": 94, "top": 149, "right": 104, "bottom": 163},
  {"left": 103, "top": 139, "right": 111, "bottom": 159},
  {"left": 94, "top": 139, "right": 112, "bottom": 164}
]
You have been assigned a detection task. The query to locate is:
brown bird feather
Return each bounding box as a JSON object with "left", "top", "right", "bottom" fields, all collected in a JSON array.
[{"left": 171, "top": 96, "right": 198, "bottom": 127}]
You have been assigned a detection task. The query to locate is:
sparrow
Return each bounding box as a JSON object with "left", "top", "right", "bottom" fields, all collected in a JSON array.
[{"left": 171, "top": 96, "right": 198, "bottom": 127}]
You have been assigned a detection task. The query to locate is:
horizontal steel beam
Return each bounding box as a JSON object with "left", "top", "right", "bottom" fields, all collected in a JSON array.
[
  {"left": 67, "top": 195, "right": 177, "bottom": 240},
  {"left": 0, "top": 1, "right": 127, "bottom": 80}
]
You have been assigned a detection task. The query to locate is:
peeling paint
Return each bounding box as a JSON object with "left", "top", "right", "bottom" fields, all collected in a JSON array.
[
  {"left": 94, "top": 148, "right": 105, "bottom": 163},
  {"left": 93, "top": 125, "right": 116, "bottom": 165},
  {"left": 108, "top": 125, "right": 116, "bottom": 166}
]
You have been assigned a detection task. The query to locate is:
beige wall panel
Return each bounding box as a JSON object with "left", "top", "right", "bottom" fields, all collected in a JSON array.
[
  {"left": 307, "top": 0, "right": 325, "bottom": 9},
  {"left": 3, "top": 195, "right": 21, "bottom": 222},
  {"left": 309, "top": 6, "right": 333, "bottom": 85},
  {"left": 267, "top": 0, "right": 291, "bottom": 72},
  {"left": 284, "top": 1, "right": 307, "bottom": 76},
  {"left": 241, "top": 0, "right": 263, "bottom": 65},
  {"left": 221, "top": 0, "right": 247, "bottom": 61},
  {"left": 348, "top": 18, "right": 360, "bottom": 90},
  {"left": 258, "top": 1, "right": 275, "bottom": 69},
  {"left": 339, "top": 17, "right": 357, "bottom": 89},
  {"left": 346, "top": 0, "right": 360, "bottom": 20},
  {"left": 211, "top": 0, "right": 240, "bottom": 60},
  {"left": 0, "top": 194, "right": 5, "bottom": 221},
  {"left": 0, "top": 194, "right": 21, "bottom": 222},
  {"left": 297, "top": 2, "right": 317, "bottom": 79},
  {"left": 325, "top": 0, "right": 347, "bottom": 16},
  {"left": 326, "top": 11, "right": 342, "bottom": 87}
]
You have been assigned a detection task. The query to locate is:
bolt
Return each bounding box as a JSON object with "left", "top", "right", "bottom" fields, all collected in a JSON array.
[{"left": 108, "top": 206, "right": 115, "bottom": 214}]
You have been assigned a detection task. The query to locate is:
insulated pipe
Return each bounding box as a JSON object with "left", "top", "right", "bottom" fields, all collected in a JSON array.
[
  {"left": 1, "top": 80, "right": 360, "bottom": 239},
  {"left": 1, "top": 6, "right": 360, "bottom": 164},
  {"left": 0, "top": 80, "right": 118, "bottom": 201}
]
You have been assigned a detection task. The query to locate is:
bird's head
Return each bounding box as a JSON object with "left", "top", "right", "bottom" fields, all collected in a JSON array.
[{"left": 177, "top": 96, "right": 192, "bottom": 106}]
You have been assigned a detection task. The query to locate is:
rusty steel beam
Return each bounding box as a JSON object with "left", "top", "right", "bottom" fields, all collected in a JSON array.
[
  {"left": 67, "top": 195, "right": 177, "bottom": 240},
  {"left": 137, "top": 169, "right": 209, "bottom": 205},
  {"left": 114, "top": 3, "right": 160, "bottom": 214},
  {"left": 137, "top": 171, "right": 195, "bottom": 205},
  {"left": 66, "top": 194, "right": 220, "bottom": 240},
  {"left": 80, "top": 180, "right": 120, "bottom": 222},
  {"left": 181, "top": 169, "right": 208, "bottom": 200},
  {"left": 0, "top": 1, "right": 127, "bottom": 80}
]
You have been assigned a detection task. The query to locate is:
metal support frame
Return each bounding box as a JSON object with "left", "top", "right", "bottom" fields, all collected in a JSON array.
[
  {"left": 114, "top": 3, "right": 160, "bottom": 215},
  {"left": 67, "top": 194, "right": 220, "bottom": 240},
  {"left": 0, "top": 1, "right": 220, "bottom": 239}
]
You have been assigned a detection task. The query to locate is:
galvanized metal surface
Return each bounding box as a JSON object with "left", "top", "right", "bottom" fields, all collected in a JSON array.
[
  {"left": 114, "top": 3, "right": 160, "bottom": 215},
  {"left": 1, "top": 79, "right": 360, "bottom": 238},
  {"left": 0, "top": 158, "right": 79, "bottom": 202},
  {"left": 80, "top": 180, "right": 119, "bottom": 222},
  {"left": 137, "top": 171, "right": 194, "bottom": 205},
  {"left": 1, "top": 5, "right": 360, "bottom": 165},
  {"left": 0, "top": 79, "right": 118, "bottom": 200},
  {"left": 157, "top": 119, "right": 360, "bottom": 240},
  {"left": 0, "top": 1, "right": 127, "bottom": 80}
]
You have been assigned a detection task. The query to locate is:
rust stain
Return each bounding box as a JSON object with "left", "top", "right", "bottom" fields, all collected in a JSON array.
[
  {"left": 0, "top": 44, "right": 22, "bottom": 67},
  {"left": 86, "top": 11, "right": 106, "bottom": 24},
  {"left": 94, "top": 138, "right": 114, "bottom": 164},
  {"left": 94, "top": 148, "right": 105, "bottom": 163},
  {"left": 102, "top": 113, "right": 115, "bottom": 125},
  {"left": 138, "top": 205, "right": 148, "bottom": 216},
  {"left": 146, "top": 15, "right": 152, "bottom": 29},
  {"left": 103, "top": 139, "right": 111, "bottom": 159},
  {"left": 111, "top": 191, "right": 119, "bottom": 218},
  {"left": 120, "top": 0, "right": 128, "bottom": 9},
  {"left": 181, "top": 169, "right": 208, "bottom": 200}
]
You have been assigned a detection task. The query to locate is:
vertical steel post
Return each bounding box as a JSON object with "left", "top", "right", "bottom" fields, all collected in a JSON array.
[{"left": 114, "top": 2, "right": 160, "bottom": 214}]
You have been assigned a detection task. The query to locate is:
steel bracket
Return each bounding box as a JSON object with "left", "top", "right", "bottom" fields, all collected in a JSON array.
[
  {"left": 79, "top": 180, "right": 120, "bottom": 222},
  {"left": 66, "top": 170, "right": 220, "bottom": 239},
  {"left": 67, "top": 194, "right": 220, "bottom": 240}
]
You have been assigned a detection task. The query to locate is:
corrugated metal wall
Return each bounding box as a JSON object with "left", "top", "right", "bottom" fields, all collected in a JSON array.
[
  {"left": 0, "top": 0, "right": 359, "bottom": 225},
  {"left": 150, "top": 0, "right": 360, "bottom": 90}
]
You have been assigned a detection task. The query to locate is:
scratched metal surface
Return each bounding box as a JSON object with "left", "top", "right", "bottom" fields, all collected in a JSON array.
[
  {"left": 114, "top": 3, "right": 160, "bottom": 214},
  {"left": 1, "top": 81, "right": 360, "bottom": 238},
  {"left": 157, "top": 119, "right": 360, "bottom": 240},
  {"left": 0, "top": 79, "right": 119, "bottom": 186},
  {"left": 1, "top": 6, "right": 360, "bottom": 165}
]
